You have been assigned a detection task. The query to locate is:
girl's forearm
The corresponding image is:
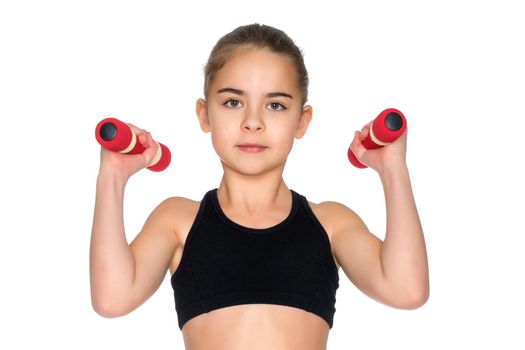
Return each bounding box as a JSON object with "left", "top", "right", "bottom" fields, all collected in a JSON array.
[
  {"left": 90, "top": 172, "right": 136, "bottom": 315},
  {"left": 379, "top": 164, "right": 429, "bottom": 306}
]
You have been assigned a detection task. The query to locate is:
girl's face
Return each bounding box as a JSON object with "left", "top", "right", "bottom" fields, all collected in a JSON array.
[{"left": 197, "top": 46, "right": 312, "bottom": 176}]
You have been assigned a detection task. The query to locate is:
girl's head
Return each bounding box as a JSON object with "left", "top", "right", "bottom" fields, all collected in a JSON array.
[
  {"left": 204, "top": 23, "right": 309, "bottom": 106},
  {"left": 196, "top": 24, "right": 313, "bottom": 176}
]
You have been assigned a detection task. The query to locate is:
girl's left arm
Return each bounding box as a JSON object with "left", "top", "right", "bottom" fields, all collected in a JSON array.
[
  {"left": 331, "top": 127, "right": 429, "bottom": 308},
  {"left": 377, "top": 163, "right": 429, "bottom": 307}
]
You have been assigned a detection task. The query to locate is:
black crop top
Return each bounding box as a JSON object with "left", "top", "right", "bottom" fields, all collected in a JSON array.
[{"left": 170, "top": 189, "right": 339, "bottom": 330}]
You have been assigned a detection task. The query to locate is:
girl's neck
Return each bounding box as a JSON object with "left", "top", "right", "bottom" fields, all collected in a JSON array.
[{"left": 217, "top": 171, "right": 290, "bottom": 214}]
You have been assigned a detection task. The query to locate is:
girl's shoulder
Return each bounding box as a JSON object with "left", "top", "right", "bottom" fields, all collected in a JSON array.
[
  {"left": 157, "top": 195, "right": 202, "bottom": 219},
  {"left": 307, "top": 199, "right": 362, "bottom": 222},
  {"left": 306, "top": 199, "right": 368, "bottom": 240},
  {"left": 146, "top": 196, "right": 202, "bottom": 242},
  {"left": 156, "top": 196, "right": 201, "bottom": 217}
]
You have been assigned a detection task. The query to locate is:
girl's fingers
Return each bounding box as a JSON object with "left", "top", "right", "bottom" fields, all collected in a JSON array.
[
  {"left": 142, "top": 132, "right": 159, "bottom": 165},
  {"left": 123, "top": 123, "right": 158, "bottom": 164},
  {"left": 127, "top": 123, "right": 147, "bottom": 146},
  {"left": 350, "top": 130, "right": 367, "bottom": 159},
  {"left": 360, "top": 122, "right": 372, "bottom": 141}
]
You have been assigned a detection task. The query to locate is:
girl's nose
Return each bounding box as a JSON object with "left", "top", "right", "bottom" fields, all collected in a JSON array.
[{"left": 241, "top": 111, "right": 264, "bottom": 132}]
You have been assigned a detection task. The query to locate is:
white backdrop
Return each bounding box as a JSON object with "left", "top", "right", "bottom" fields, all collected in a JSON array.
[{"left": 1, "top": 0, "right": 524, "bottom": 349}]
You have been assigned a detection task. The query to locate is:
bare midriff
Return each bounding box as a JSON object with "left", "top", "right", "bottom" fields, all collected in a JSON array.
[{"left": 181, "top": 303, "right": 330, "bottom": 350}]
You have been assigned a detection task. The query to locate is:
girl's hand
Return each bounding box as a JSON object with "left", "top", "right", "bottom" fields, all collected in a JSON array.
[
  {"left": 349, "top": 122, "right": 408, "bottom": 174},
  {"left": 98, "top": 124, "right": 159, "bottom": 180}
]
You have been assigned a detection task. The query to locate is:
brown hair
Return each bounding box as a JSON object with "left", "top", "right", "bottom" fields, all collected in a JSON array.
[{"left": 204, "top": 23, "right": 309, "bottom": 105}]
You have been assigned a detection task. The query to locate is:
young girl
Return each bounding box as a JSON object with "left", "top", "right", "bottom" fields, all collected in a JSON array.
[{"left": 90, "top": 24, "right": 429, "bottom": 350}]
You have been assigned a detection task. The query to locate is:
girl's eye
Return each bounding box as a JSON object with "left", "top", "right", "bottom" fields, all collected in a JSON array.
[
  {"left": 267, "top": 102, "right": 286, "bottom": 111},
  {"left": 224, "top": 99, "right": 242, "bottom": 108}
]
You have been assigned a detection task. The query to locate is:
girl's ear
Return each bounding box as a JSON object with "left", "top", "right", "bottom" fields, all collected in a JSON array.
[
  {"left": 295, "top": 105, "right": 313, "bottom": 139},
  {"left": 196, "top": 98, "right": 210, "bottom": 133}
]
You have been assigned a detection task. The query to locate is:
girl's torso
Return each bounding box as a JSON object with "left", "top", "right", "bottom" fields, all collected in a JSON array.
[{"left": 168, "top": 191, "right": 341, "bottom": 350}]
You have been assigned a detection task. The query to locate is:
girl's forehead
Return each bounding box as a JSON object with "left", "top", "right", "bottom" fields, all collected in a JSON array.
[
  {"left": 211, "top": 47, "right": 299, "bottom": 91},
  {"left": 225, "top": 47, "right": 293, "bottom": 68}
]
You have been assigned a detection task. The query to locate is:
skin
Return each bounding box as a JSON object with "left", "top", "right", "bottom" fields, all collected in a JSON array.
[{"left": 90, "top": 46, "right": 429, "bottom": 350}]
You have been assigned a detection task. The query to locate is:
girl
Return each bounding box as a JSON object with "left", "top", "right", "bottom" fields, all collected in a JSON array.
[{"left": 90, "top": 24, "right": 429, "bottom": 350}]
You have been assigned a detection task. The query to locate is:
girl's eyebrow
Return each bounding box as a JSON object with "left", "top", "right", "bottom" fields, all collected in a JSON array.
[
  {"left": 267, "top": 92, "right": 293, "bottom": 99},
  {"left": 217, "top": 87, "right": 293, "bottom": 99},
  {"left": 217, "top": 87, "right": 244, "bottom": 95}
]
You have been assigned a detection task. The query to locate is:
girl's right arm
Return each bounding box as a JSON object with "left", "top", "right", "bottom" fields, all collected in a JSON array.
[{"left": 90, "top": 128, "right": 179, "bottom": 317}]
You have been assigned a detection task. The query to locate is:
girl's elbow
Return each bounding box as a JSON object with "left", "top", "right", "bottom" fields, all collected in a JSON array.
[
  {"left": 404, "top": 289, "right": 429, "bottom": 309},
  {"left": 383, "top": 280, "right": 429, "bottom": 309},
  {"left": 398, "top": 284, "right": 430, "bottom": 309},
  {"left": 91, "top": 296, "right": 133, "bottom": 318}
]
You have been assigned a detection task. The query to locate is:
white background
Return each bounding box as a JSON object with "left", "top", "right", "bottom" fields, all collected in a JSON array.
[{"left": 1, "top": 0, "right": 524, "bottom": 349}]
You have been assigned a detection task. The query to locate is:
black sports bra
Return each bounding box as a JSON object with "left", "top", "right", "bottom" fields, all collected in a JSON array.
[{"left": 170, "top": 189, "right": 339, "bottom": 329}]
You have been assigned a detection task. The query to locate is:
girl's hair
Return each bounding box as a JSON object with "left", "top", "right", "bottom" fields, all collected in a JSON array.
[{"left": 204, "top": 23, "right": 309, "bottom": 106}]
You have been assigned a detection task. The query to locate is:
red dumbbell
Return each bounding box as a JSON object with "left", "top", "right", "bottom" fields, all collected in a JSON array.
[
  {"left": 95, "top": 117, "right": 171, "bottom": 172},
  {"left": 348, "top": 108, "right": 407, "bottom": 168}
]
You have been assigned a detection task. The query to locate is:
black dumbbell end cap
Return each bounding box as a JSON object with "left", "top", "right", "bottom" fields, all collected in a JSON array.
[
  {"left": 99, "top": 122, "right": 117, "bottom": 141},
  {"left": 385, "top": 112, "right": 403, "bottom": 131}
]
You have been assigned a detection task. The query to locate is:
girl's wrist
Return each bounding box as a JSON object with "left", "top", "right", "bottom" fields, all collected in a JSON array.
[
  {"left": 377, "top": 161, "right": 409, "bottom": 183},
  {"left": 97, "top": 168, "right": 129, "bottom": 191}
]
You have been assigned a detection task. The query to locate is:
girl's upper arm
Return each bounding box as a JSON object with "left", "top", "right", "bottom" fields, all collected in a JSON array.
[
  {"left": 127, "top": 197, "right": 191, "bottom": 307},
  {"left": 321, "top": 202, "right": 387, "bottom": 304}
]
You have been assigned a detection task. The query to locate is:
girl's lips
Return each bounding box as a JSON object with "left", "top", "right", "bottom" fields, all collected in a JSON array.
[{"left": 237, "top": 143, "right": 268, "bottom": 153}]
